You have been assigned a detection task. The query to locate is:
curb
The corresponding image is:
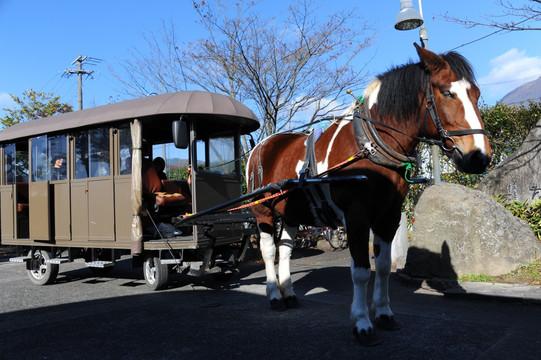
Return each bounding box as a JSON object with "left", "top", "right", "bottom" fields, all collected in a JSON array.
[{"left": 395, "top": 269, "right": 541, "bottom": 304}]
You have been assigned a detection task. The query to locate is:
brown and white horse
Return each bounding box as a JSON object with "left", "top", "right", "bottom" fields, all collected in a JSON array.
[{"left": 245, "top": 44, "right": 492, "bottom": 346}]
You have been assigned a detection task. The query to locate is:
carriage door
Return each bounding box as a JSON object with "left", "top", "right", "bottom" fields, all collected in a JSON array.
[
  {"left": 1, "top": 142, "right": 30, "bottom": 241},
  {"left": 28, "top": 135, "right": 70, "bottom": 242},
  {"left": 71, "top": 128, "right": 115, "bottom": 242},
  {"left": 1, "top": 144, "right": 16, "bottom": 241}
]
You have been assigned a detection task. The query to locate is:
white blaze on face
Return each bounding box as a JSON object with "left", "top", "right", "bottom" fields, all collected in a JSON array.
[{"left": 450, "top": 79, "right": 487, "bottom": 154}]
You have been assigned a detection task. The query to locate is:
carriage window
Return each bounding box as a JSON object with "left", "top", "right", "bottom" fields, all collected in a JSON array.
[
  {"left": 74, "top": 132, "right": 89, "bottom": 179},
  {"left": 5, "top": 142, "right": 28, "bottom": 184},
  {"left": 152, "top": 143, "right": 189, "bottom": 180},
  {"left": 48, "top": 135, "right": 67, "bottom": 181},
  {"left": 208, "top": 136, "right": 235, "bottom": 174},
  {"left": 74, "top": 128, "right": 111, "bottom": 178},
  {"left": 119, "top": 125, "right": 132, "bottom": 175},
  {"left": 31, "top": 136, "right": 47, "bottom": 182},
  {"left": 3, "top": 143, "right": 16, "bottom": 184},
  {"left": 31, "top": 135, "right": 68, "bottom": 182},
  {"left": 196, "top": 140, "right": 206, "bottom": 171}
]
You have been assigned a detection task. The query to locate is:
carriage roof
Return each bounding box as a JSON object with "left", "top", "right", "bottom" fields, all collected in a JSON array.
[{"left": 0, "top": 91, "right": 260, "bottom": 142}]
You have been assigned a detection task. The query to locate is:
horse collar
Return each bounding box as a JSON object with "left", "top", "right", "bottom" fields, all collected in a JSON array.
[{"left": 352, "top": 104, "right": 417, "bottom": 170}]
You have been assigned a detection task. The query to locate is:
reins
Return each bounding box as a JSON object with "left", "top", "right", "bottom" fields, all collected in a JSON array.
[{"left": 189, "top": 79, "right": 491, "bottom": 217}]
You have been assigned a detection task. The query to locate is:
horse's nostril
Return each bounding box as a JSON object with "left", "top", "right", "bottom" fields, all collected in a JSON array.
[{"left": 462, "top": 150, "right": 490, "bottom": 174}]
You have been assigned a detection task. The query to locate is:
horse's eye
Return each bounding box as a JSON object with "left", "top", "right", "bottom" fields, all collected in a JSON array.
[{"left": 442, "top": 90, "right": 455, "bottom": 99}]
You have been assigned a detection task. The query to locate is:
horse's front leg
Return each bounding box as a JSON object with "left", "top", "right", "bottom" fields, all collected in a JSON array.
[
  {"left": 372, "top": 234, "right": 401, "bottom": 331},
  {"left": 348, "top": 225, "right": 381, "bottom": 346},
  {"left": 277, "top": 223, "right": 299, "bottom": 308}
]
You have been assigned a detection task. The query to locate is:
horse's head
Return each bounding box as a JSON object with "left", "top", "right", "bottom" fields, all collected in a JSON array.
[{"left": 415, "top": 43, "right": 492, "bottom": 174}]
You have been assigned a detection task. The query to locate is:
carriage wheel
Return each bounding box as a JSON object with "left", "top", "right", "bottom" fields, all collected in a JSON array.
[
  {"left": 27, "top": 249, "right": 59, "bottom": 286},
  {"left": 327, "top": 229, "right": 348, "bottom": 249},
  {"left": 143, "top": 255, "right": 169, "bottom": 291}
]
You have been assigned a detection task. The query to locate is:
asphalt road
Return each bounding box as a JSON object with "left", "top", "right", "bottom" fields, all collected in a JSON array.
[{"left": 1, "top": 248, "right": 540, "bottom": 360}]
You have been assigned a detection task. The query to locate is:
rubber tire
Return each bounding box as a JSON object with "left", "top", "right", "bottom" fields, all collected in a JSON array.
[
  {"left": 143, "top": 255, "right": 169, "bottom": 291},
  {"left": 27, "top": 249, "right": 59, "bottom": 286}
]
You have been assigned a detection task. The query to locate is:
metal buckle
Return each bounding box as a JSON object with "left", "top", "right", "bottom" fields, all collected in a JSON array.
[{"left": 364, "top": 142, "right": 377, "bottom": 156}]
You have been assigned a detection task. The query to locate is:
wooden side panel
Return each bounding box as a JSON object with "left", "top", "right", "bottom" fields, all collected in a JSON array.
[
  {"left": 114, "top": 176, "right": 132, "bottom": 245},
  {"left": 194, "top": 173, "right": 242, "bottom": 211},
  {"left": 53, "top": 182, "right": 71, "bottom": 241},
  {"left": 0, "top": 185, "right": 14, "bottom": 241},
  {"left": 29, "top": 181, "right": 50, "bottom": 241},
  {"left": 88, "top": 178, "right": 115, "bottom": 241},
  {"left": 70, "top": 181, "right": 89, "bottom": 242}
]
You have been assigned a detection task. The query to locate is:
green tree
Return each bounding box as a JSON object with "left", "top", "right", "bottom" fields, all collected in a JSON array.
[{"left": 1, "top": 89, "right": 73, "bottom": 128}]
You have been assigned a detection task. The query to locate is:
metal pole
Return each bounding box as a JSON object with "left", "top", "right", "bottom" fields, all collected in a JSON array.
[
  {"left": 77, "top": 56, "right": 83, "bottom": 111},
  {"left": 417, "top": 0, "right": 441, "bottom": 183}
]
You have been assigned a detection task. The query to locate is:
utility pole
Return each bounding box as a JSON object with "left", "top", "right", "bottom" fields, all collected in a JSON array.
[{"left": 64, "top": 55, "right": 100, "bottom": 110}]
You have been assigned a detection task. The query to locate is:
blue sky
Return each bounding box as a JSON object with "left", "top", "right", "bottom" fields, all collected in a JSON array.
[{"left": 1, "top": 0, "right": 540, "bottom": 119}]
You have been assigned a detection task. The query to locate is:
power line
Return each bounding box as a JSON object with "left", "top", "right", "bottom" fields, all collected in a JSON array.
[{"left": 449, "top": 18, "right": 531, "bottom": 51}]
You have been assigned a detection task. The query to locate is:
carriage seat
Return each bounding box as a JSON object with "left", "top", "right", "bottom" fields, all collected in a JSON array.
[
  {"left": 142, "top": 159, "right": 190, "bottom": 208},
  {"left": 16, "top": 182, "right": 29, "bottom": 213}
]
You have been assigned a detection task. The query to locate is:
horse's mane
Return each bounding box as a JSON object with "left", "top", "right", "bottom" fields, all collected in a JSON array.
[{"left": 372, "top": 51, "right": 476, "bottom": 121}]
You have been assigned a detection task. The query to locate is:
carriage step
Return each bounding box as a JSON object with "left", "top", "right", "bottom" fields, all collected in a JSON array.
[
  {"left": 85, "top": 261, "right": 115, "bottom": 268},
  {"left": 46, "top": 258, "right": 70, "bottom": 265},
  {"left": 9, "top": 256, "right": 31, "bottom": 263},
  {"left": 160, "top": 259, "right": 182, "bottom": 265}
]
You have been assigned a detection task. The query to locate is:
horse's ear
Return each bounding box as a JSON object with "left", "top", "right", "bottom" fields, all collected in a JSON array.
[{"left": 414, "top": 43, "right": 449, "bottom": 75}]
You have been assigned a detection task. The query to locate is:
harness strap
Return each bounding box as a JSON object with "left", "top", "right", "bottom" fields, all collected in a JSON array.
[
  {"left": 299, "top": 130, "right": 318, "bottom": 179},
  {"left": 298, "top": 130, "right": 344, "bottom": 227}
]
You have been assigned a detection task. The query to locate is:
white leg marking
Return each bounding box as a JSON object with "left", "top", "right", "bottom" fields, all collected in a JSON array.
[
  {"left": 450, "top": 79, "right": 487, "bottom": 154},
  {"left": 278, "top": 223, "right": 297, "bottom": 298},
  {"left": 350, "top": 260, "right": 373, "bottom": 332},
  {"left": 259, "top": 231, "right": 281, "bottom": 301},
  {"left": 372, "top": 235, "right": 393, "bottom": 319}
]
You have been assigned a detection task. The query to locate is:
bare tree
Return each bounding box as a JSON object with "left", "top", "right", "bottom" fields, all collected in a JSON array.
[
  {"left": 443, "top": 0, "right": 541, "bottom": 31},
  {"left": 112, "top": 0, "right": 374, "bottom": 141}
]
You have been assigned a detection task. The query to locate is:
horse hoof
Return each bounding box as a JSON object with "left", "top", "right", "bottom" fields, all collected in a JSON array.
[
  {"left": 375, "top": 315, "right": 401, "bottom": 331},
  {"left": 353, "top": 326, "right": 381, "bottom": 346},
  {"left": 270, "top": 298, "right": 287, "bottom": 311},
  {"left": 284, "top": 296, "right": 300, "bottom": 309}
]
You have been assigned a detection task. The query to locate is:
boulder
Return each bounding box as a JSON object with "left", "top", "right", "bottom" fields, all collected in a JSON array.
[
  {"left": 477, "top": 119, "right": 541, "bottom": 203},
  {"left": 405, "top": 183, "right": 540, "bottom": 279}
]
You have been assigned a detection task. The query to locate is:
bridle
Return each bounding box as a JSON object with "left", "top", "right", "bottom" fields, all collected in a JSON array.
[
  {"left": 422, "top": 78, "right": 488, "bottom": 153},
  {"left": 352, "top": 78, "right": 489, "bottom": 170}
]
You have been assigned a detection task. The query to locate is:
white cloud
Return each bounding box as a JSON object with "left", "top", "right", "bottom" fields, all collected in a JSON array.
[
  {"left": 479, "top": 49, "right": 541, "bottom": 103},
  {"left": 0, "top": 92, "right": 16, "bottom": 109}
]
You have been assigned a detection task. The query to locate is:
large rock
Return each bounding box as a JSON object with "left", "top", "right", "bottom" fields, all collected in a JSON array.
[
  {"left": 405, "top": 183, "right": 540, "bottom": 279},
  {"left": 477, "top": 119, "right": 541, "bottom": 203}
]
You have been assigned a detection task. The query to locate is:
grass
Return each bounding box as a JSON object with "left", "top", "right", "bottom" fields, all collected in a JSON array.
[
  {"left": 460, "top": 259, "right": 541, "bottom": 286},
  {"left": 460, "top": 273, "right": 495, "bottom": 283},
  {"left": 504, "top": 260, "right": 541, "bottom": 286}
]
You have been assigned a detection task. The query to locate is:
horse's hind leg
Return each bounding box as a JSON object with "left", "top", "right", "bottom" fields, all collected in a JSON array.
[
  {"left": 258, "top": 223, "right": 285, "bottom": 311},
  {"left": 277, "top": 223, "right": 299, "bottom": 308}
]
